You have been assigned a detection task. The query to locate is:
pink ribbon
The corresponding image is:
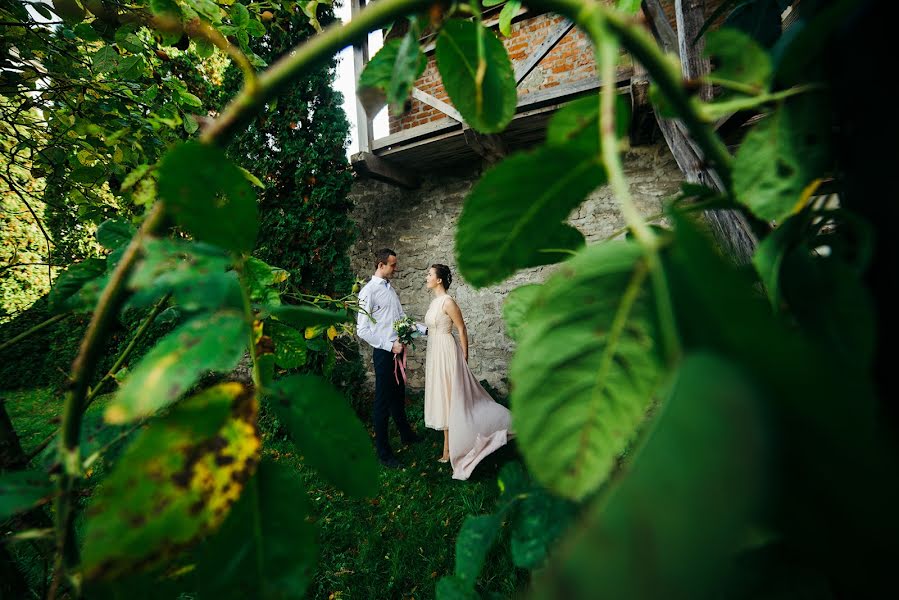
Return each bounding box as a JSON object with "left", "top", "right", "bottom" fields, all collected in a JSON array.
[{"left": 394, "top": 347, "right": 407, "bottom": 385}]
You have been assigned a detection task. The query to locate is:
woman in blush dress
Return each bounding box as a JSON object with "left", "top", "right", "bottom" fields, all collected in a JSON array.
[{"left": 422, "top": 264, "right": 512, "bottom": 480}]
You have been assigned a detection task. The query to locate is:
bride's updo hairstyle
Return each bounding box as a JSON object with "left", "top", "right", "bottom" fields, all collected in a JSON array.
[{"left": 431, "top": 263, "right": 452, "bottom": 290}]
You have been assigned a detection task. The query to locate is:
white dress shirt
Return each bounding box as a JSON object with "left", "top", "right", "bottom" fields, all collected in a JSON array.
[{"left": 357, "top": 275, "right": 406, "bottom": 351}]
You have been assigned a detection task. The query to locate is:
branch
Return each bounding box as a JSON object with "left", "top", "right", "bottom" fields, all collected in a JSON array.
[{"left": 0, "top": 313, "right": 70, "bottom": 355}]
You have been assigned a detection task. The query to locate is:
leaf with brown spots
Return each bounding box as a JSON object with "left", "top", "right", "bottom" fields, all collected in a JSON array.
[
  {"left": 105, "top": 311, "right": 247, "bottom": 423},
  {"left": 191, "top": 459, "right": 318, "bottom": 599},
  {"left": 82, "top": 383, "right": 261, "bottom": 581}
]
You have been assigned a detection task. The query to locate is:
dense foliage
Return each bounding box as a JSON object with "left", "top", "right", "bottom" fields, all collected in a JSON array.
[{"left": 2, "top": 0, "right": 897, "bottom": 599}]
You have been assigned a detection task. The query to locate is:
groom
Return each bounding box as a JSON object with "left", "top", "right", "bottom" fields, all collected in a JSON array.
[{"left": 356, "top": 248, "right": 421, "bottom": 468}]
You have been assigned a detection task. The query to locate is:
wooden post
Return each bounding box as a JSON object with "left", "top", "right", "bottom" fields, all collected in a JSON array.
[
  {"left": 674, "top": 0, "right": 713, "bottom": 101},
  {"left": 351, "top": 0, "right": 373, "bottom": 152},
  {"left": 641, "top": 0, "right": 758, "bottom": 264}
]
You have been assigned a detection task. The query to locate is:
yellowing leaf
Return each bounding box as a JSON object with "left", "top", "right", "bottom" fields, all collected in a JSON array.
[{"left": 327, "top": 326, "right": 337, "bottom": 341}]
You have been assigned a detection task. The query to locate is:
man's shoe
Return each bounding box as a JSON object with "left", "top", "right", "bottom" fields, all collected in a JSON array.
[
  {"left": 379, "top": 456, "right": 402, "bottom": 469},
  {"left": 402, "top": 433, "right": 422, "bottom": 446}
]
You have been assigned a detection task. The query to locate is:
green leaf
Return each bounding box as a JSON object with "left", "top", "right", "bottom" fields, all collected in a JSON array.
[
  {"left": 530, "top": 353, "right": 766, "bottom": 600},
  {"left": 191, "top": 459, "right": 318, "bottom": 599},
  {"left": 178, "top": 91, "right": 203, "bottom": 107},
  {"left": 266, "top": 374, "right": 378, "bottom": 497},
  {"left": 436, "top": 19, "right": 516, "bottom": 133},
  {"left": 435, "top": 576, "right": 479, "bottom": 600},
  {"left": 120, "top": 164, "right": 150, "bottom": 191},
  {"left": 230, "top": 2, "right": 249, "bottom": 28},
  {"left": 244, "top": 256, "right": 288, "bottom": 304},
  {"left": 116, "top": 55, "right": 145, "bottom": 80},
  {"left": 358, "top": 36, "right": 426, "bottom": 115},
  {"left": 96, "top": 218, "right": 136, "bottom": 250},
  {"left": 268, "top": 321, "right": 307, "bottom": 369},
  {"left": 92, "top": 46, "right": 118, "bottom": 73},
  {"left": 128, "top": 239, "right": 240, "bottom": 312},
  {"left": 267, "top": 305, "right": 350, "bottom": 329},
  {"left": 456, "top": 147, "right": 602, "bottom": 287},
  {"left": 194, "top": 37, "right": 214, "bottom": 58},
  {"left": 616, "top": 0, "right": 642, "bottom": 13},
  {"left": 82, "top": 383, "right": 261, "bottom": 580},
  {"left": 546, "top": 93, "right": 630, "bottom": 155},
  {"left": 34, "top": 2, "right": 55, "bottom": 19},
  {"left": 239, "top": 166, "right": 265, "bottom": 188},
  {"left": 510, "top": 241, "right": 665, "bottom": 500},
  {"left": 186, "top": 0, "right": 222, "bottom": 22},
  {"left": 105, "top": 311, "right": 247, "bottom": 423},
  {"left": 157, "top": 141, "right": 258, "bottom": 253},
  {"left": 511, "top": 488, "right": 576, "bottom": 569},
  {"left": 183, "top": 113, "right": 198, "bottom": 134},
  {"left": 0, "top": 470, "right": 53, "bottom": 522},
  {"left": 704, "top": 28, "right": 772, "bottom": 93},
  {"left": 482, "top": 0, "right": 506, "bottom": 6},
  {"left": 752, "top": 211, "right": 804, "bottom": 309},
  {"left": 245, "top": 18, "right": 265, "bottom": 37},
  {"left": 74, "top": 22, "right": 101, "bottom": 41},
  {"left": 150, "top": 0, "right": 181, "bottom": 19},
  {"left": 236, "top": 28, "right": 249, "bottom": 50},
  {"left": 48, "top": 257, "right": 107, "bottom": 313},
  {"left": 733, "top": 95, "right": 829, "bottom": 223},
  {"left": 454, "top": 513, "right": 505, "bottom": 585},
  {"left": 498, "top": 0, "right": 521, "bottom": 37},
  {"left": 502, "top": 284, "right": 541, "bottom": 343}
]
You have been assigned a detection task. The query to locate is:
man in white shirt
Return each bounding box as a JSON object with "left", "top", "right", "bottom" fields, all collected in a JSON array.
[{"left": 356, "top": 248, "right": 421, "bottom": 468}]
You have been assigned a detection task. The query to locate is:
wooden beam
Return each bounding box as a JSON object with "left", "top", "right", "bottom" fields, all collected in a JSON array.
[
  {"left": 351, "top": 152, "right": 420, "bottom": 189},
  {"left": 351, "top": 0, "right": 373, "bottom": 153},
  {"left": 674, "top": 0, "right": 713, "bottom": 101},
  {"left": 641, "top": 0, "right": 678, "bottom": 54},
  {"left": 411, "top": 87, "right": 463, "bottom": 122},
  {"left": 514, "top": 19, "right": 575, "bottom": 85}
]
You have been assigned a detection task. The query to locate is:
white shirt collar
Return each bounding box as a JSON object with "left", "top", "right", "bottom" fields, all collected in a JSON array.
[{"left": 371, "top": 275, "right": 389, "bottom": 287}]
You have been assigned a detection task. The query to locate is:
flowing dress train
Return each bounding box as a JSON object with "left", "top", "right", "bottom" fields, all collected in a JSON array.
[{"left": 423, "top": 295, "right": 512, "bottom": 480}]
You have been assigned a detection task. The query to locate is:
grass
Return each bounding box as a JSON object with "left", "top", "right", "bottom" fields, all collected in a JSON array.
[{"left": 2, "top": 388, "right": 527, "bottom": 599}]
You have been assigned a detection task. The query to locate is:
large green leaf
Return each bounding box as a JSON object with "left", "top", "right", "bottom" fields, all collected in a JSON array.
[
  {"left": 157, "top": 142, "right": 258, "bottom": 253},
  {"left": 454, "top": 513, "right": 506, "bottom": 586},
  {"left": 510, "top": 488, "right": 576, "bottom": 569},
  {"left": 502, "top": 284, "right": 541, "bottom": 343},
  {"left": 733, "top": 95, "right": 829, "bottom": 223},
  {"left": 127, "top": 239, "right": 241, "bottom": 312},
  {"left": 266, "top": 374, "right": 378, "bottom": 497},
  {"left": 267, "top": 321, "right": 307, "bottom": 369},
  {"left": 436, "top": 19, "right": 516, "bottom": 133},
  {"left": 0, "top": 470, "right": 53, "bottom": 522},
  {"left": 357, "top": 33, "right": 426, "bottom": 114},
  {"left": 267, "top": 305, "right": 349, "bottom": 329},
  {"left": 456, "top": 147, "right": 601, "bottom": 287},
  {"left": 244, "top": 256, "right": 288, "bottom": 305},
  {"left": 48, "top": 257, "right": 107, "bottom": 313},
  {"left": 509, "top": 241, "right": 666, "bottom": 500},
  {"left": 105, "top": 311, "right": 247, "bottom": 423},
  {"left": 752, "top": 211, "right": 805, "bottom": 309},
  {"left": 96, "top": 218, "right": 136, "bottom": 250},
  {"left": 82, "top": 383, "right": 261, "bottom": 580},
  {"left": 704, "top": 28, "right": 772, "bottom": 93},
  {"left": 191, "top": 459, "right": 318, "bottom": 599},
  {"left": 456, "top": 95, "right": 630, "bottom": 287},
  {"left": 530, "top": 353, "right": 767, "bottom": 599}
]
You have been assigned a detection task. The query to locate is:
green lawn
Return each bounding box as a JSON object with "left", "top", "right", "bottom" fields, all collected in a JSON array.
[{"left": 3, "top": 388, "right": 526, "bottom": 599}]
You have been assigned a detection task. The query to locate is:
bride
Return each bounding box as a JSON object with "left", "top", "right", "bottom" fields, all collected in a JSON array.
[{"left": 422, "top": 263, "right": 512, "bottom": 480}]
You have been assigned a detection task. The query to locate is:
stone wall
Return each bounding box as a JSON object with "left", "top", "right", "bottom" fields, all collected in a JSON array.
[{"left": 347, "top": 143, "right": 682, "bottom": 395}]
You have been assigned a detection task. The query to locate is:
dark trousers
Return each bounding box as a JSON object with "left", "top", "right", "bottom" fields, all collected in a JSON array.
[{"left": 372, "top": 348, "right": 415, "bottom": 459}]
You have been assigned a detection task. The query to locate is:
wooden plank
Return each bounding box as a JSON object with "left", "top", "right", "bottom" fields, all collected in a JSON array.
[
  {"left": 351, "top": 0, "right": 372, "bottom": 153},
  {"left": 373, "top": 118, "right": 461, "bottom": 151},
  {"left": 675, "top": 0, "right": 713, "bottom": 101},
  {"left": 514, "top": 20, "right": 575, "bottom": 85},
  {"left": 351, "top": 152, "right": 420, "bottom": 189},
  {"left": 641, "top": 0, "right": 678, "bottom": 53},
  {"left": 411, "top": 87, "right": 463, "bottom": 122},
  {"left": 420, "top": 7, "right": 530, "bottom": 53}
]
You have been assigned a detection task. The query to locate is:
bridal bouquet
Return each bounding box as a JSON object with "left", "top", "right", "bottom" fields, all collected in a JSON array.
[{"left": 393, "top": 316, "right": 421, "bottom": 348}]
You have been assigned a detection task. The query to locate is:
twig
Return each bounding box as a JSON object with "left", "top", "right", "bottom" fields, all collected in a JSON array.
[{"left": 0, "top": 313, "right": 70, "bottom": 354}]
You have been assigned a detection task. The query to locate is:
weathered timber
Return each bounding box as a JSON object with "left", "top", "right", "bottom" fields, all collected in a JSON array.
[
  {"left": 351, "top": 151, "right": 421, "bottom": 189},
  {"left": 514, "top": 19, "right": 576, "bottom": 84},
  {"left": 411, "top": 87, "right": 463, "bottom": 122}
]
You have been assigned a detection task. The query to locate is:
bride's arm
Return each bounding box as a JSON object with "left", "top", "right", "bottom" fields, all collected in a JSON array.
[{"left": 444, "top": 298, "right": 469, "bottom": 362}]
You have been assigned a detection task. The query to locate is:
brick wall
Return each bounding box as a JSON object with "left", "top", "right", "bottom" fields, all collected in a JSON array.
[{"left": 388, "top": 13, "right": 599, "bottom": 135}]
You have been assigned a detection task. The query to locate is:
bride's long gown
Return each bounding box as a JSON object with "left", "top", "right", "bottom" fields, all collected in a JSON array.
[{"left": 423, "top": 295, "right": 512, "bottom": 480}]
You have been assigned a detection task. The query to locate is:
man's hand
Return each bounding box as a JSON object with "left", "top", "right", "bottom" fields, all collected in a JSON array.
[{"left": 392, "top": 341, "right": 404, "bottom": 354}]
